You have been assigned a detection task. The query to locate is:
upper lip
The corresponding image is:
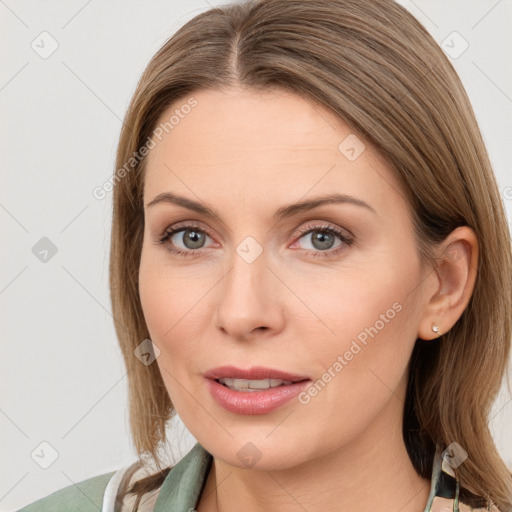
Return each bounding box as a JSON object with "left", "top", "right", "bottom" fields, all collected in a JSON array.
[{"left": 204, "top": 365, "right": 310, "bottom": 382}]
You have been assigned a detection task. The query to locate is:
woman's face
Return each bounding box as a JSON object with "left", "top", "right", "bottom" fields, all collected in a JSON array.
[{"left": 139, "top": 87, "right": 433, "bottom": 469}]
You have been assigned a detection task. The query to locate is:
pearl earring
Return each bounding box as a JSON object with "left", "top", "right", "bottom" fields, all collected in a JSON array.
[{"left": 432, "top": 323, "right": 441, "bottom": 337}]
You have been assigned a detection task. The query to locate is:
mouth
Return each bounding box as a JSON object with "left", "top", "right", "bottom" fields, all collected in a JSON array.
[
  {"left": 204, "top": 366, "right": 311, "bottom": 414},
  {"left": 204, "top": 365, "right": 310, "bottom": 385},
  {"left": 214, "top": 377, "right": 307, "bottom": 392}
]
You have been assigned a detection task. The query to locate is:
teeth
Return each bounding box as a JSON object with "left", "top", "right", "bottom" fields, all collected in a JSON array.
[{"left": 218, "top": 378, "right": 293, "bottom": 391}]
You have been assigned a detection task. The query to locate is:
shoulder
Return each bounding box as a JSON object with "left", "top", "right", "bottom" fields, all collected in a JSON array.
[
  {"left": 16, "top": 444, "right": 212, "bottom": 512},
  {"left": 16, "top": 471, "right": 116, "bottom": 512}
]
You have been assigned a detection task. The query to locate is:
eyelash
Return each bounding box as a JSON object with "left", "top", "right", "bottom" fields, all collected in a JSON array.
[{"left": 156, "top": 222, "right": 354, "bottom": 259}]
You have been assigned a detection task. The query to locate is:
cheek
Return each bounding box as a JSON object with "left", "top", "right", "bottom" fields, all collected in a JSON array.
[
  {"left": 138, "top": 257, "right": 200, "bottom": 408},
  {"left": 138, "top": 254, "right": 168, "bottom": 342},
  {"left": 304, "top": 296, "right": 409, "bottom": 396},
  {"left": 138, "top": 246, "right": 209, "bottom": 366},
  {"left": 295, "top": 261, "right": 413, "bottom": 353},
  {"left": 294, "top": 256, "right": 421, "bottom": 402}
]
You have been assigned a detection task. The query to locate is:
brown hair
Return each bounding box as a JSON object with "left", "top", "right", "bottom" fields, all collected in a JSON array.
[{"left": 109, "top": 0, "right": 512, "bottom": 509}]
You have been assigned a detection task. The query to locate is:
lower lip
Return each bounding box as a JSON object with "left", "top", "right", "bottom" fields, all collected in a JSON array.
[{"left": 206, "top": 378, "right": 311, "bottom": 415}]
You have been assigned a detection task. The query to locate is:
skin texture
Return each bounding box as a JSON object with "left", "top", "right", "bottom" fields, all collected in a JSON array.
[{"left": 138, "top": 87, "right": 478, "bottom": 512}]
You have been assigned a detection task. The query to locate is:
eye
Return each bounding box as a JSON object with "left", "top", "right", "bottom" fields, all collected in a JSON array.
[
  {"left": 157, "top": 222, "right": 214, "bottom": 258},
  {"left": 292, "top": 223, "right": 353, "bottom": 258}
]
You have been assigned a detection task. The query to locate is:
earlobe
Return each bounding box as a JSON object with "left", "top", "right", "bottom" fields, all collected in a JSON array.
[
  {"left": 417, "top": 226, "right": 479, "bottom": 341},
  {"left": 418, "top": 319, "right": 443, "bottom": 342}
]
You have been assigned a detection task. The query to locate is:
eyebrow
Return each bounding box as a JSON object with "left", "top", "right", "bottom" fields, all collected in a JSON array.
[{"left": 145, "top": 192, "right": 376, "bottom": 220}]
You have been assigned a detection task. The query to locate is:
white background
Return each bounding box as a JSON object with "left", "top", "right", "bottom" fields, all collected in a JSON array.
[{"left": 1, "top": 1, "right": 511, "bottom": 510}]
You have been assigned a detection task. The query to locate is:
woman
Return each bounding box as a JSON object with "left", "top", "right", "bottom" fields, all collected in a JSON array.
[{"left": 18, "top": 0, "right": 512, "bottom": 511}]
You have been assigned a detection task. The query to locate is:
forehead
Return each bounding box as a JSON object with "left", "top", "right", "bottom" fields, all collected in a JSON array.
[
  {"left": 150, "top": 87, "right": 342, "bottom": 157},
  {"left": 143, "top": 87, "right": 404, "bottom": 217}
]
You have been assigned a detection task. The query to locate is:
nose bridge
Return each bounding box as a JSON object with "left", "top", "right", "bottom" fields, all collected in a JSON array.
[
  {"left": 214, "top": 231, "right": 280, "bottom": 337},
  {"left": 225, "top": 233, "right": 268, "bottom": 297},
  {"left": 220, "top": 208, "right": 270, "bottom": 279}
]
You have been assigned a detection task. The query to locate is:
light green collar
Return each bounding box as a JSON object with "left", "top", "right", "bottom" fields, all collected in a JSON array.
[{"left": 153, "top": 442, "right": 212, "bottom": 512}]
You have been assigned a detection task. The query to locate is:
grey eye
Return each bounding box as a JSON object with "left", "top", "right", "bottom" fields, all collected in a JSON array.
[
  {"left": 298, "top": 229, "right": 343, "bottom": 252},
  {"left": 174, "top": 229, "right": 208, "bottom": 250}
]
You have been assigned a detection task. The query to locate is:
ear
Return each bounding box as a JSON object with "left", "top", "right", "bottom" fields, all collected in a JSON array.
[{"left": 417, "top": 226, "right": 479, "bottom": 340}]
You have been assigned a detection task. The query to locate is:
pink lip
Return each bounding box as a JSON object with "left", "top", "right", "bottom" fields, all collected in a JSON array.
[
  {"left": 203, "top": 365, "right": 310, "bottom": 382},
  {"left": 204, "top": 365, "right": 311, "bottom": 415}
]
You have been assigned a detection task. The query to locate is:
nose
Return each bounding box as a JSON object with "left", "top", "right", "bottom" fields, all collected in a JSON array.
[{"left": 213, "top": 244, "right": 284, "bottom": 341}]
